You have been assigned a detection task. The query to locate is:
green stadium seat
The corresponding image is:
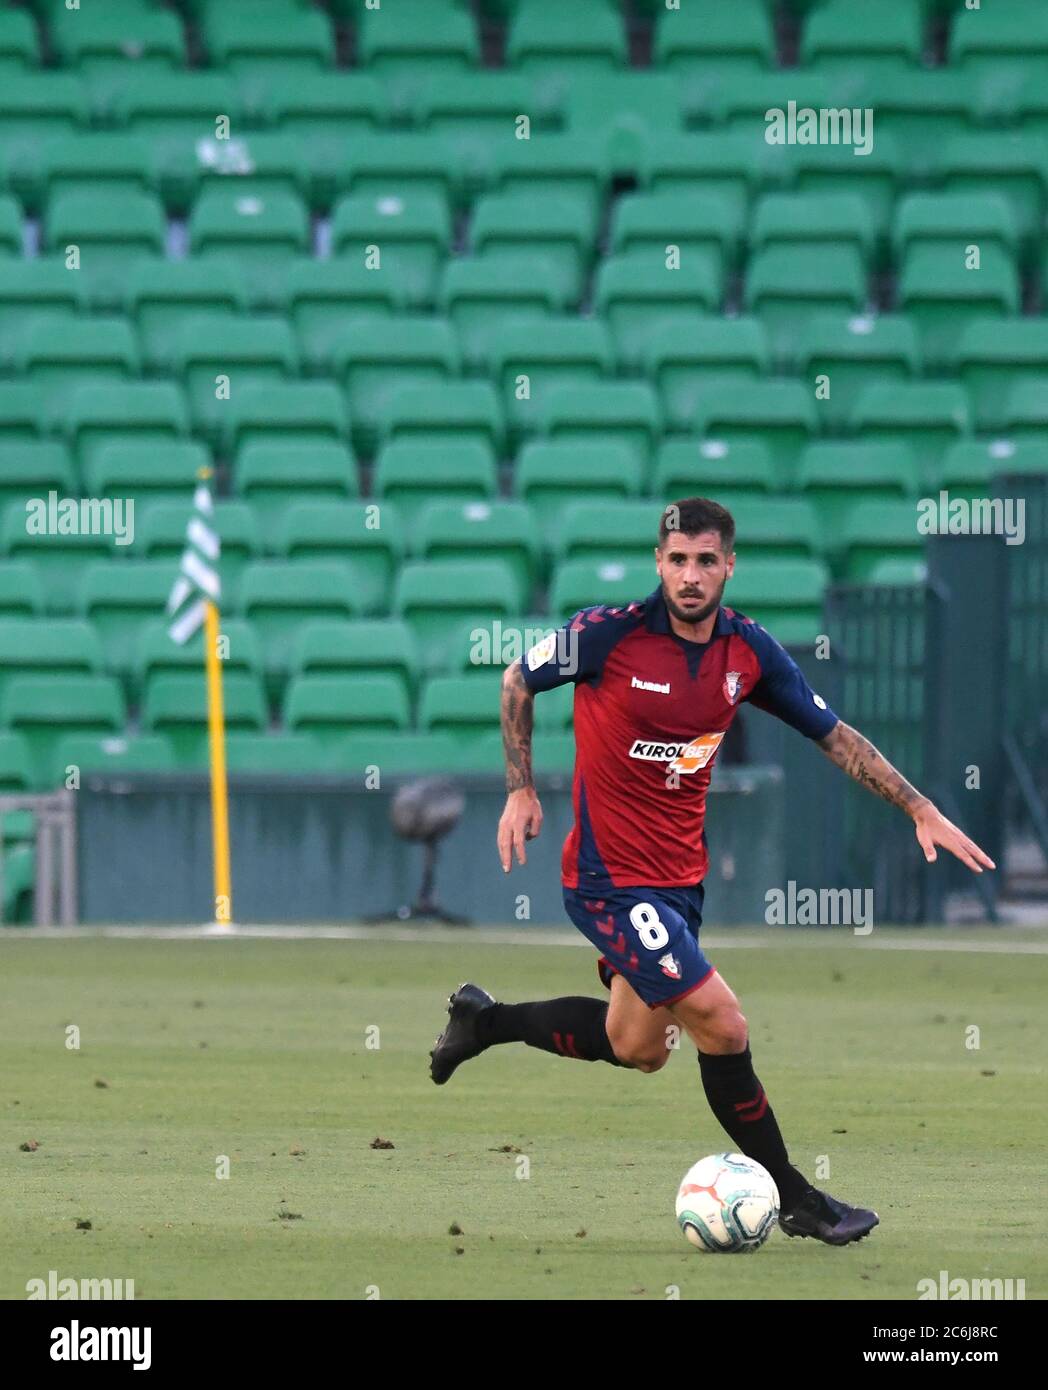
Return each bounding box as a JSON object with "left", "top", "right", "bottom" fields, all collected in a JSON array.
[
  {"left": 333, "top": 730, "right": 463, "bottom": 778},
  {"left": 506, "top": 2, "right": 627, "bottom": 114},
  {"left": 654, "top": 0, "right": 774, "bottom": 109},
  {"left": 1001, "top": 380, "right": 1048, "bottom": 444},
  {"left": 796, "top": 441, "right": 918, "bottom": 533},
  {"left": 340, "top": 132, "right": 465, "bottom": 212},
  {"left": 237, "top": 563, "right": 362, "bottom": 681},
  {"left": 514, "top": 440, "right": 642, "bottom": 532},
  {"left": 168, "top": 315, "right": 299, "bottom": 441},
  {"left": 638, "top": 133, "right": 786, "bottom": 234},
  {"left": 124, "top": 259, "right": 249, "bottom": 370},
  {"left": 724, "top": 557, "right": 829, "bottom": 645},
  {"left": 109, "top": 72, "right": 242, "bottom": 158},
  {"left": 793, "top": 314, "right": 921, "bottom": 430},
  {"left": 189, "top": 187, "right": 310, "bottom": 308},
  {"left": 235, "top": 441, "right": 358, "bottom": 547},
  {"left": 552, "top": 501, "right": 662, "bottom": 566},
  {"left": 0, "top": 196, "right": 22, "bottom": 257},
  {"left": 703, "top": 66, "right": 863, "bottom": 137},
  {"left": 471, "top": 193, "right": 595, "bottom": 303},
  {"left": 0, "top": 563, "right": 45, "bottom": 618},
  {"left": 0, "top": 383, "right": 51, "bottom": 445},
  {"left": 2, "top": 512, "right": 118, "bottom": 614},
  {"left": 610, "top": 190, "right": 738, "bottom": 277},
  {"left": 330, "top": 316, "right": 460, "bottom": 456},
  {"left": 940, "top": 133, "right": 1048, "bottom": 247},
  {"left": 929, "top": 438, "right": 994, "bottom": 502},
  {"left": 643, "top": 318, "right": 771, "bottom": 432},
  {"left": 686, "top": 381, "right": 819, "bottom": 483},
  {"left": 549, "top": 558, "right": 656, "bottom": 621},
  {"left": 143, "top": 671, "right": 267, "bottom": 767},
  {"left": 48, "top": 732, "right": 177, "bottom": 787},
  {"left": 419, "top": 672, "right": 503, "bottom": 742},
  {"left": 801, "top": 0, "right": 923, "bottom": 76},
  {"left": 2, "top": 674, "right": 125, "bottom": 784},
  {"left": 83, "top": 439, "right": 209, "bottom": 512},
  {"left": 790, "top": 133, "right": 905, "bottom": 241},
  {"left": 0, "top": 9, "right": 38, "bottom": 75},
  {"left": 49, "top": 2, "right": 185, "bottom": 78},
  {"left": 0, "top": 619, "right": 103, "bottom": 708},
  {"left": 31, "top": 133, "right": 156, "bottom": 217},
  {"left": 595, "top": 253, "right": 722, "bottom": 368},
  {"left": 864, "top": 556, "right": 929, "bottom": 587},
  {"left": 410, "top": 72, "right": 537, "bottom": 152},
  {"left": 849, "top": 382, "right": 970, "bottom": 482},
  {"left": 394, "top": 560, "right": 520, "bottom": 670},
  {"left": 373, "top": 440, "right": 497, "bottom": 529},
  {"left": 201, "top": 3, "right": 334, "bottom": 79},
  {"left": 373, "top": 381, "right": 505, "bottom": 457},
  {"left": 414, "top": 501, "right": 538, "bottom": 608},
  {"left": 751, "top": 193, "right": 875, "bottom": 265},
  {"left": 255, "top": 70, "right": 388, "bottom": 140},
  {"left": 745, "top": 245, "right": 868, "bottom": 363},
  {"left": 653, "top": 439, "right": 778, "bottom": 501},
  {"left": 223, "top": 732, "right": 331, "bottom": 775},
  {"left": 274, "top": 503, "right": 401, "bottom": 617},
  {"left": 133, "top": 617, "right": 262, "bottom": 703},
  {"left": 538, "top": 381, "right": 662, "bottom": 472},
  {"left": 840, "top": 499, "right": 925, "bottom": 582},
  {"left": 13, "top": 318, "right": 139, "bottom": 406},
  {"left": 289, "top": 620, "right": 420, "bottom": 702},
  {"left": 284, "top": 674, "right": 410, "bottom": 744},
  {"left": 950, "top": 3, "right": 1048, "bottom": 85},
  {"left": 0, "top": 263, "right": 85, "bottom": 362},
  {"left": 898, "top": 245, "right": 1020, "bottom": 369},
  {"left": 892, "top": 192, "right": 1019, "bottom": 262},
  {"left": 221, "top": 381, "right": 349, "bottom": 458},
  {"left": 855, "top": 68, "right": 983, "bottom": 180},
  {"left": 955, "top": 320, "right": 1048, "bottom": 431},
  {"left": 487, "top": 318, "right": 612, "bottom": 447},
  {"left": 357, "top": 0, "right": 479, "bottom": 117},
  {"left": 44, "top": 187, "right": 167, "bottom": 306},
  {"left": 331, "top": 191, "right": 451, "bottom": 308},
  {"left": 715, "top": 496, "right": 821, "bottom": 563},
  {"left": 0, "top": 441, "right": 76, "bottom": 517},
  {"left": 287, "top": 259, "right": 412, "bottom": 371},
  {"left": 77, "top": 561, "right": 178, "bottom": 670},
  {"left": 564, "top": 71, "right": 687, "bottom": 172},
  {"left": 60, "top": 381, "right": 189, "bottom": 470},
  {"left": 486, "top": 134, "right": 612, "bottom": 227},
  {"left": 0, "top": 730, "right": 33, "bottom": 792},
  {"left": 941, "top": 438, "right": 1048, "bottom": 485},
  {"left": 439, "top": 255, "right": 571, "bottom": 366},
  {"left": 134, "top": 499, "right": 261, "bottom": 596},
  {"left": 0, "top": 75, "right": 89, "bottom": 180}
]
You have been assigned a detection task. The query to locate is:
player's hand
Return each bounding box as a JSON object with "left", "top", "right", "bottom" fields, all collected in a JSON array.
[
  {"left": 913, "top": 803, "right": 996, "bottom": 873},
  {"left": 498, "top": 788, "right": 543, "bottom": 872}
]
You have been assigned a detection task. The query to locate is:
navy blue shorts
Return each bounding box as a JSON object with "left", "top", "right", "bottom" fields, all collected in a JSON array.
[{"left": 562, "top": 884, "right": 716, "bottom": 1010}]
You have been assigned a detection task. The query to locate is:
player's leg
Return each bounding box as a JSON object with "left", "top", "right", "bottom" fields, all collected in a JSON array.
[
  {"left": 604, "top": 973, "right": 674, "bottom": 1073},
  {"left": 668, "top": 968, "right": 879, "bottom": 1244}
]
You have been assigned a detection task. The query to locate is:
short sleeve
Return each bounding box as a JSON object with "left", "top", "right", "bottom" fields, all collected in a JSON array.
[
  {"left": 518, "top": 607, "right": 627, "bottom": 693},
  {"left": 743, "top": 625, "right": 840, "bottom": 739}
]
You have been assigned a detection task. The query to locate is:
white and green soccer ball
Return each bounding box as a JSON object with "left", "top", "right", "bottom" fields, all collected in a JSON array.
[{"left": 675, "top": 1153, "right": 780, "bottom": 1252}]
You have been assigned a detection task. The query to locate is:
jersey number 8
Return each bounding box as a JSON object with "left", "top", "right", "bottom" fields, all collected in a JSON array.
[{"left": 629, "top": 902, "right": 669, "bottom": 951}]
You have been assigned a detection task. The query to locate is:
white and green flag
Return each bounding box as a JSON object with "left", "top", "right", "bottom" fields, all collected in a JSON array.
[{"left": 166, "top": 478, "right": 220, "bottom": 645}]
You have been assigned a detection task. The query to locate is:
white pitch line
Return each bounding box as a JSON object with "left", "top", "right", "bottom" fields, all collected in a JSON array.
[{"left": 3, "top": 925, "right": 1048, "bottom": 954}]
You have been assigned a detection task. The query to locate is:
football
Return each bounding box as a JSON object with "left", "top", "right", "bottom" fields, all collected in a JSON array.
[{"left": 675, "top": 1153, "right": 780, "bottom": 1253}]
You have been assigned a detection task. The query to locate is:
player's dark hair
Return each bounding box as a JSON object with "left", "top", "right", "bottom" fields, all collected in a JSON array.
[{"left": 658, "top": 498, "right": 735, "bottom": 554}]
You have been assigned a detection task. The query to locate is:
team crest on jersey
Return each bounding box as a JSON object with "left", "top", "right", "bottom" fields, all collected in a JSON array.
[
  {"left": 723, "top": 671, "right": 744, "bottom": 705},
  {"left": 658, "top": 952, "right": 682, "bottom": 981}
]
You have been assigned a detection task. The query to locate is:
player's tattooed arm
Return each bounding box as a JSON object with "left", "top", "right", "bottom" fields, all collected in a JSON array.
[
  {"left": 817, "top": 720, "right": 929, "bottom": 816},
  {"left": 501, "top": 659, "right": 535, "bottom": 791},
  {"left": 498, "top": 661, "right": 543, "bottom": 872},
  {"left": 817, "top": 720, "right": 996, "bottom": 873}
]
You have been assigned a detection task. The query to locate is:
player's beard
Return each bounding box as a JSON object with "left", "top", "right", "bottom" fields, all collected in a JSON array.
[{"left": 662, "top": 577, "right": 725, "bottom": 627}]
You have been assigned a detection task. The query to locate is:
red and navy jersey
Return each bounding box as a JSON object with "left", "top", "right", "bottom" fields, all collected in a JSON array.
[{"left": 519, "top": 586, "right": 840, "bottom": 890}]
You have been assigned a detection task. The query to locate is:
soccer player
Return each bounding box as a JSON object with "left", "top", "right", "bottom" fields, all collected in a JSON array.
[{"left": 430, "top": 498, "right": 995, "bottom": 1245}]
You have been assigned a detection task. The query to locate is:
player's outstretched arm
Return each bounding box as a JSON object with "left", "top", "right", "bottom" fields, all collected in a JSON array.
[
  {"left": 497, "top": 660, "right": 543, "bottom": 873},
  {"left": 817, "top": 720, "right": 996, "bottom": 874}
]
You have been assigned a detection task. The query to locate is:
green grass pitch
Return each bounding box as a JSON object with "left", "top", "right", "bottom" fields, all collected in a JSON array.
[{"left": 2, "top": 930, "right": 1045, "bottom": 1300}]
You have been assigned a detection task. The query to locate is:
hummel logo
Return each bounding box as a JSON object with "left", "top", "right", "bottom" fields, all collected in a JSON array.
[{"left": 631, "top": 676, "right": 670, "bottom": 694}]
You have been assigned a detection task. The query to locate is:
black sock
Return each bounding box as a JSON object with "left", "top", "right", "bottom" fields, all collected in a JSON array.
[
  {"left": 475, "top": 998, "right": 623, "bottom": 1065},
  {"left": 697, "top": 1045, "right": 810, "bottom": 1209}
]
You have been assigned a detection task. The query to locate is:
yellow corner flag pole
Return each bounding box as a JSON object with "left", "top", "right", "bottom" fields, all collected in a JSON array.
[{"left": 204, "top": 597, "right": 233, "bottom": 928}]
